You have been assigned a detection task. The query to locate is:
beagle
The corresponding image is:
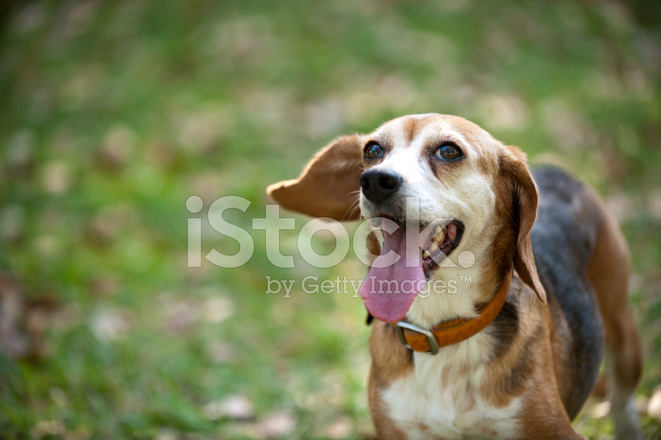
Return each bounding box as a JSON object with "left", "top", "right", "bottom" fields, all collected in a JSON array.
[{"left": 267, "top": 114, "right": 642, "bottom": 439}]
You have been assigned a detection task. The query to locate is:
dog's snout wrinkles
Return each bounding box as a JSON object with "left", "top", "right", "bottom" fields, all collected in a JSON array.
[{"left": 360, "top": 170, "right": 402, "bottom": 203}]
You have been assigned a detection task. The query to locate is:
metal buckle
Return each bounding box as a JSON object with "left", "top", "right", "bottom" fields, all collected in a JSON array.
[{"left": 395, "top": 321, "right": 439, "bottom": 355}]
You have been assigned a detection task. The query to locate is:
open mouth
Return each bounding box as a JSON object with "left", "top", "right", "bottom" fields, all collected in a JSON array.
[
  {"left": 421, "top": 220, "right": 464, "bottom": 277},
  {"left": 359, "top": 216, "right": 465, "bottom": 323},
  {"left": 372, "top": 215, "right": 464, "bottom": 278}
]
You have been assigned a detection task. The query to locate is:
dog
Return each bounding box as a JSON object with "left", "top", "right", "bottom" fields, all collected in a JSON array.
[{"left": 267, "top": 114, "right": 642, "bottom": 439}]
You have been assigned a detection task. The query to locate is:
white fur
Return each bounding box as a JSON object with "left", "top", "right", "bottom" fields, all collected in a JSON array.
[
  {"left": 360, "top": 116, "right": 500, "bottom": 328},
  {"left": 381, "top": 335, "right": 522, "bottom": 439},
  {"left": 606, "top": 352, "right": 643, "bottom": 440},
  {"left": 362, "top": 115, "right": 521, "bottom": 438},
  {"left": 407, "top": 264, "right": 485, "bottom": 328}
]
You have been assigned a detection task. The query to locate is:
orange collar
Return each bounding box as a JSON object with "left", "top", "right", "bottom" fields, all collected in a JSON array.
[{"left": 393, "top": 268, "right": 513, "bottom": 355}]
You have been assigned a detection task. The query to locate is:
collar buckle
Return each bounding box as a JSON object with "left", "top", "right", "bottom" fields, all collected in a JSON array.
[{"left": 395, "top": 321, "right": 439, "bottom": 355}]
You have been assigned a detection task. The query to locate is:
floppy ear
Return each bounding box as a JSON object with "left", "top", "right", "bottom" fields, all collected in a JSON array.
[
  {"left": 267, "top": 134, "right": 364, "bottom": 221},
  {"left": 501, "top": 146, "right": 547, "bottom": 304}
]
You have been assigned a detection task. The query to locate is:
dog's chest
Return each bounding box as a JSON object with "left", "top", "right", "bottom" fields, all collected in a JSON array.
[{"left": 380, "top": 345, "right": 521, "bottom": 440}]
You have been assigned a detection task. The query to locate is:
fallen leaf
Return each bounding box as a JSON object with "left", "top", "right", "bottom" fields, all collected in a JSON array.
[
  {"left": 154, "top": 428, "right": 178, "bottom": 440},
  {"left": 590, "top": 400, "right": 610, "bottom": 418},
  {"left": 96, "top": 124, "right": 135, "bottom": 172},
  {"left": 202, "top": 296, "right": 234, "bottom": 323},
  {"left": 203, "top": 394, "right": 254, "bottom": 421},
  {"left": 648, "top": 385, "right": 661, "bottom": 421},
  {"left": 29, "top": 420, "right": 66, "bottom": 439},
  {"left": 41, "top": 160, "right": 72, "bottom": 194},
  {"left": 258, "top": 410, "right": 296, "bottom": 438},
  {"left": 321, "top": 416, "right": 353, "bottom": 439},
  {"left": 90, "top": 308, "right": 130, "bottom": 342}
]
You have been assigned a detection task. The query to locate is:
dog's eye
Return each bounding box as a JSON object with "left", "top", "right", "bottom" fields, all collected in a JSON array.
[
  {"left": 364, "top": 142, "right": 384, "bottom": 160},
  {"left": 435, "top": 144, "right": 463, "bottom": 161}
]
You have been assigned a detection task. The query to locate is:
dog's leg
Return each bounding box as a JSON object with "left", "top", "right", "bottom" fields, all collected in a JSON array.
[
  {"left": 367, "top": 371, "right": 409, "bottom": 440},
  {"left": 587, "top": 201, "right": 643, "bottom": 440}
]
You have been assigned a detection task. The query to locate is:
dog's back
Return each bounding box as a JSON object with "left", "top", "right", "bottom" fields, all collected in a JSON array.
[{"left": 532, "top": 166, "right": 642, "bottom": 436}]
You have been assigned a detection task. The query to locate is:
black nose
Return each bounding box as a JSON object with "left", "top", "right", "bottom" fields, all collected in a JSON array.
[{"left": 360, "top": 170, "right": 403, "bottom": 203}]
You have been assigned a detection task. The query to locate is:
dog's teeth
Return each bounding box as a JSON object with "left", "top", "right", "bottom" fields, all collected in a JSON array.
[
  {"left": 432, "top": 230, "right": 445, "bottom": 244},
  {"left": 422, "top": 250, "right": 430, "bottom": 258},
  {"left": 428, "top": 242, "right": 439, "bottom": 253}
]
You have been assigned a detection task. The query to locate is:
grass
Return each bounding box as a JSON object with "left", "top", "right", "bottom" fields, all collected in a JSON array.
[{"left": 0, "top": 0, "right": 660, "bottom": 438}]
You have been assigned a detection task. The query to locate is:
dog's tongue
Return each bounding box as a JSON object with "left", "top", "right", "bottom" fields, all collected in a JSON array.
[{"left": 360, "top": 224, "right": 425, "bottom": 323}]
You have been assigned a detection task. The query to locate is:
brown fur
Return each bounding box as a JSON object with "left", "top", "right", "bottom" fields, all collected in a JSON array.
[
  {"left": 587, "top": 195, "right": 642, "bottom": 392},
  {"left": 267, "top": 114, "right": 641, "bottom": 439},
  {"left": 499, "top": 146, "right": 547, "bottom": 303},
  {"left": 266, "top": 134, "right": 364, "bottom": 221},
  {"left": 369, "top": 322, "right": 414, "bottom": 387}
]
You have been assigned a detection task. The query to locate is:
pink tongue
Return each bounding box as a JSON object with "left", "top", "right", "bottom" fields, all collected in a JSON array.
[{"left": 359, "top": 225, "right": 425, "bottom": 323}]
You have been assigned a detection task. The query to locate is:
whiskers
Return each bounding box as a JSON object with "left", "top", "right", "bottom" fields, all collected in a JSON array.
[{"left": 344, "top": 190, "right": 362, "bottom": 221}]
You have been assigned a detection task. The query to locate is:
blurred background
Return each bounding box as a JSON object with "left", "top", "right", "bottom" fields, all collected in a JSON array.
[{"left": 0, "top": 0, "right": 660, "bottom": 439}]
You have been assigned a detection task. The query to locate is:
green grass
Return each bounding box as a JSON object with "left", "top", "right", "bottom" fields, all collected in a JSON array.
[{"left": 1, "top": 0, "right": 660, "bottom": 438}]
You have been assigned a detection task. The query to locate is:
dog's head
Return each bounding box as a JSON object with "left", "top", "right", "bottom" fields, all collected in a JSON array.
[{"left": 268, "top": 114, "right": 545, "bottom": 322}]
